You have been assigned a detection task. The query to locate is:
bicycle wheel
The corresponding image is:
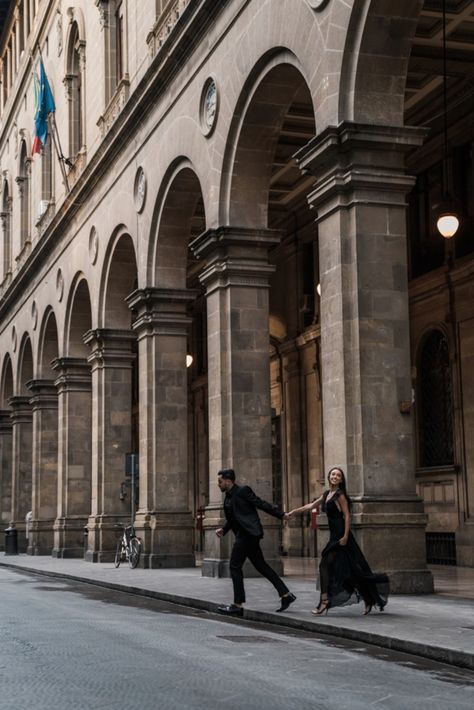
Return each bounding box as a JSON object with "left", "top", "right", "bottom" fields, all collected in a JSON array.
[
  {"left": 114, "top": 539, "right": 123, "bottom": 568},
  {"left": 129, "top": 538, "right": 141, "bottom": 569}
]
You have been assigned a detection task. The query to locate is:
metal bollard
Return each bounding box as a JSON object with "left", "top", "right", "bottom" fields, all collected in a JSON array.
[
  {"left": 4, "top": 526, "right": 18, "bottom": 555},
  {"left": 83, "top": 526, "right": 88, "bottom": 559}
]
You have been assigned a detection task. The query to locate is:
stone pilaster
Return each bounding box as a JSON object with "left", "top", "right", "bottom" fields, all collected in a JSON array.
[
  {"left": 190, "top": 227, "right": 283, "bottom": 577},
  {"left": 26, "top": 380, "right": 58, "bottom": 555},
  {"left": 0, "top": 410, "right": 13, "bottom": 549},
  {"left": 52, "top": 358, "right": 92, "bottom": 558},
  {"left": 8, "top": 395, "right": 33, "bottom": 552},
  {"left": 126, "top": 288, "right": 196, "bottom": 568},
  {"left": 83, "top": 329, "right": 136, "bottom": 562},
  {"left": 295, "top": 122, "right": 432, "bottom": 592}
]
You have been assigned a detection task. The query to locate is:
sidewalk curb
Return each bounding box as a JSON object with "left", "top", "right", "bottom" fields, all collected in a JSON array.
[{"left": 1, "top": 560, "right": 473, "bottom": 672}]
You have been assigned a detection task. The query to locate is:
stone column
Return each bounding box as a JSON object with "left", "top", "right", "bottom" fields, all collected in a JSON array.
[
  {"left": 9, "top": 395, "right": 33, "bottom": 551},
  {"left": 0, "top": 410, "right": 13, "bottom": 548},
  {"left": 26, "top": 380, "right": 58, "bottom": 555},
  {"left": 126, "top": 288, "right": 196, "bottom": 568},
  {"left": 295, "top": 122, "right": 433, "bottom": 593},
  {"left": 52, "top": 358, "right": 92, "bottom": 558},
  {"left": 83, "top": 329, "right": 136, "bottom": 562},
  {"left": 190, "top": 227, "right": 282, "bottom": 577}
]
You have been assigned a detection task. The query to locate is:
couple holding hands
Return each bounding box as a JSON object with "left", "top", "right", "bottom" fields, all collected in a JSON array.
[{"left": 216, "top": 467, "right": 389, "bottom": 617}]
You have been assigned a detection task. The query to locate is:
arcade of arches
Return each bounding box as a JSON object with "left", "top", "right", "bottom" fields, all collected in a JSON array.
[{"left": 0, "top": 1, "right": 473, "bottom": 590}]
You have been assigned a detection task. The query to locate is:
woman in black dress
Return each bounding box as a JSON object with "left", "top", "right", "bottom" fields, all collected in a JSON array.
[{"left": 289, "top": 467, "right": 389, "bottom": 615}]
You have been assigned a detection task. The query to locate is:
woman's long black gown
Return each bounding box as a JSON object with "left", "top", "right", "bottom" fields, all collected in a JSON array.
[{"left": 319, "top": 491, "right": 389, "bottom": 610}]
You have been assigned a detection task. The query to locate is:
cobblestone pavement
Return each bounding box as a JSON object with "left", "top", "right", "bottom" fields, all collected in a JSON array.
[
  {"left": 1, "top": 567, "right": 474, "bottom": 710},
  {"left": 1, "top": 555, "right": 474, "bottom": 671}
]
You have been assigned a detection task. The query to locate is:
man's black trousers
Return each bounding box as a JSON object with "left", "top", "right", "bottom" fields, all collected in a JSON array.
[{"left": 229, "top": 531, "right": 289, "bottom": 604}]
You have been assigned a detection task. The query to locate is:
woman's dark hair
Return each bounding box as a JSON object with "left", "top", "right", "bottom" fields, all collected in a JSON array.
[{"left": 327, "top": 466, "right": 352, "bottom": 509}]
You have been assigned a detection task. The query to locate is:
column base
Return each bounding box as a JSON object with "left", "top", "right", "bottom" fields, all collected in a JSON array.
[
  {"left": 27, "top": 520, "right": 55, "bottom": 556},
  {"left": 53, "top": 516, "right": 88, "bottom": 559},
  {"left": 134, "top": 510, "right": 195, "bottom": 569},
  {"left": 139, "top": 552, "right": 196, "bottom": 569}
]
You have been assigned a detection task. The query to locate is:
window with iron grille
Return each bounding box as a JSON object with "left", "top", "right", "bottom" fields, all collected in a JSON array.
[
  {"left": 418, "top": 330, "right": 454, "bottom": 467},
  {"left": 426, "top": 532, "right": 456, "bottom": 566}
]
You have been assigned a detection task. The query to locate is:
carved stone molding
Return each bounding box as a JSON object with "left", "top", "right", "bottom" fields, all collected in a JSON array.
[
  {"left": 146, "top": 0, "right": 192, "bottom": 60},
  {"left": 97, "top": 75, "right": 130, "bottom": 137},
  {"left": 95, "top": 0, "right": 110, "bottom": 29}
]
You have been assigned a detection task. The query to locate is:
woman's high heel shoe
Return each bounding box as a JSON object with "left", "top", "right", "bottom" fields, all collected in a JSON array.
[
  {"left": 312, "top": 601, "right": 329, "bottom": 616},
  {"left": 363, "top": 604, "right": 372, "bottom": 615}
]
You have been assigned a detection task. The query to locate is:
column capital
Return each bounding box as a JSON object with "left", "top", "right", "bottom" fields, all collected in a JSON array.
[
  {"left": 126, "top": 287, "right": 197, "bottom": 337},
  {"left": 189, "top": 227, "right": 280, "bottom": 292},
  {"left": 83, "top": 328, "right": 136, "bottom": 368},
  {"left": 8, "top": 395, "right": 33, "bottom": 422},
  {"left": 0, "top": 408, "right": 13, "bottom": 433},
  {"left": 295, "top": 122, "right": 428, "bottom": 219},
  {"left": 52, "top": 357, "right": 92, "bottom": 393},
  {"left": 26, "top": 379, "right": 58, "bottom": 410}
]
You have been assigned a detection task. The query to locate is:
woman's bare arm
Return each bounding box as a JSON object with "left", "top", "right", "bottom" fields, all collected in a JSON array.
[{"left": 288, "top": 494, "right": 324, "bottom": 516}]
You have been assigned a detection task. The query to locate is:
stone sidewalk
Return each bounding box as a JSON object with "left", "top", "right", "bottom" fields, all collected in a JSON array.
[{"left": 1, "top": 554, "right": 473, "bottom": 671}]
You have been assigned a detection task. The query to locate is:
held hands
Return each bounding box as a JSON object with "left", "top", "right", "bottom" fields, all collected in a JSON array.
[
  {"left": 339, "top": 536, "right": 348, "bottom": 546},
  {"left": 216, "top": 528, "right": 224, "bottom": 538}
]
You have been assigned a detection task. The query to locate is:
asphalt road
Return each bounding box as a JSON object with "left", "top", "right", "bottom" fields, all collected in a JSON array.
[{"left": 0, "top": 567, "right": 473, "bottom": 710}]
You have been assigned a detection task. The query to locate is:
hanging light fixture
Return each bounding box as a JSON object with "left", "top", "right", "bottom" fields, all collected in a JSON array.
[{"left": 436, "top": 0, "right": 460, "bottom": 239}]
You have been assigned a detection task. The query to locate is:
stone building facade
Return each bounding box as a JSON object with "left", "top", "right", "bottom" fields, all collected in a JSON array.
[{"left": 0, "top": 0, "right": 473, "bottom": 588}]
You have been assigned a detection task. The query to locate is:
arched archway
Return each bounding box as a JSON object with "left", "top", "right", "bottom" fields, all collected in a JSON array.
[
  {"left": 52, "top": 275, "right": 93, "bottom": 558},
  {"left": 222, "top": 51, "right": 316, "bottom": 229},
  {"left": 83, "top": 231, "right": 139, "bottom": 562},
  {"left": 0, "top": 355, "right": 14, "bottom": 540},
  {"left": 339, "top": 0, "right": 424, "bottom": 125},
  {"left": 10, "top": 335, "right": 34, "bottom": 549},
  {"left": 27, "top": 310, "right": 60, "bottom": 555},
  {"left": 129, "top": 163, "right": 206, "bottom": 567},
  {"left": 209, "top": 56, "right": 318, "bottom": 561}
]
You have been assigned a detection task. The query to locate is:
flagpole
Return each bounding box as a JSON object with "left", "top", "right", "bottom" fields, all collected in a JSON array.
[
  {"left": 35, "top": 43, "right": 70, "bottom": 194},
  {"left": 48, "top": 113, "right": 70, "bottom": 195}
]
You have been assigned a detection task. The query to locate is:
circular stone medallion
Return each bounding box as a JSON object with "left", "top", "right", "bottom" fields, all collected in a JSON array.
[
  {"left": 200, "top": 78, "right": 218, "bottom": 136},
  {"left": 89, "top": 227, "right": 99, "bottom": 265},
  {"left": 56, "top": 269, "right": 64, "bottom": 302},
  {"left": 31, "top": 301, "right": 38, "bottom": 330},
  {"left": 134, "top": 167, "right": 147, "bottom": 213}
]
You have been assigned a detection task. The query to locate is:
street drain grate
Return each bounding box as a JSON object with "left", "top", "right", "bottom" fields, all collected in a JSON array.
[{"left": 217, "top": 635, "right": 286, "bottom": 644}]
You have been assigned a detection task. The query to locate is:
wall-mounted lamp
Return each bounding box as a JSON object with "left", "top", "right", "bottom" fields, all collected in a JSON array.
[
  {"left": 186, "top": 354, "right": 193, "bottom": 368},
  {"left": 316, "top": 282, "right": 321, "bottom": 297},
  {"left": 436, "top": 0, "right": 460, "bottom": 240}
]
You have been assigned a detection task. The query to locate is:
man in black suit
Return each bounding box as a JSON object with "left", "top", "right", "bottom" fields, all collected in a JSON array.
[{"left": 215, "top": 468, "right": 296, "bottom": 616}]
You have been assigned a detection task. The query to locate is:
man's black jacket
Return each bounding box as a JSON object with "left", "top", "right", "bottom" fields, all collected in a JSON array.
[{"left": 222, "top": 484, "right": 285, "bottom": 539}]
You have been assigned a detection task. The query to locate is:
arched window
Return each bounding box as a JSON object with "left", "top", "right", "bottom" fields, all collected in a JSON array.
[
  {"left": 418, "top": 330, "right": 454, "bottom": 467},
  {"left": 1, "top": 179, "right": 12, "bottom": 280},
  {"left": 97, "top": 0, "right": 126, "bottom": 107},
  {"left": 16, "top": 141, "right": 30, "bottom": 249},
  {"left": 65, "top": 21, "right": 84, "bottom": 159}
]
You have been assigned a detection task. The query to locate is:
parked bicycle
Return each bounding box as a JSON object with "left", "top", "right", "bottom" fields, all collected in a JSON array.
[{"left": 114, "top": 524, "right": 141, "bottom": 569}]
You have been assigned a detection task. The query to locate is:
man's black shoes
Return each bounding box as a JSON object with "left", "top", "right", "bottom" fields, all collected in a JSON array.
[
  {"left": 276, "top": 592, "right": 296, "bottom": 613},
  {"left": 217, "top": 604, "right": 244, "bottom": 617}
]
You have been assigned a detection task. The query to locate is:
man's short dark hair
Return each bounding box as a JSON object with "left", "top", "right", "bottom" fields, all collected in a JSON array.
[{"left": 218, "top": 468, "right": 235, "bottom": 481}]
